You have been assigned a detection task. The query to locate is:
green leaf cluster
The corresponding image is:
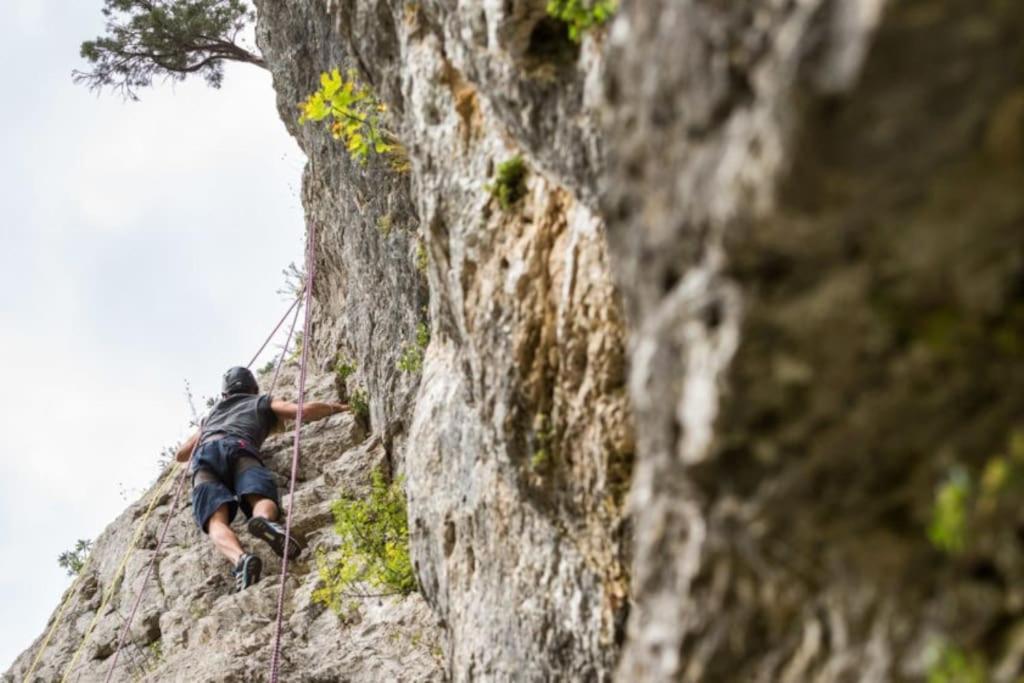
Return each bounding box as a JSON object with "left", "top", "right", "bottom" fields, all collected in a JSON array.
[
  {"left": 397, "top": 323, "right": 430, "bottom": 374},
  {"left": 349, "top": 387, "right": 370, "bottom": 421},
  {"left": 58, "top": 539, "right": 93, "bottom": 577},
  {"left": 530, "top": 413, "right": 556, "bottom": 474},
  {"left": 487, "top": 156, "right": 528, "bottom": 211},
  {"left": 928, "top": 431, "right": 1024, "bottom": 555},
  {"left": 298, "top": 68, "right": 395, "bottom": 164},
  {"left": 928, "top": 468, "right": 970, "bottom": 554},
  {"left": 927, "top": 643, "right": 987, "bottom": 683},
  {"left": 415, "top": 241, "right": 429, "bottom": 273},
  {"left": 334, "top": 356, "right": 357, "bottom": 382},
  {"left": 312, "top": 472, "right": 416, "bottom": 614},
  {"left": 76, "top": 0, "right": 263, "bottom": 100},
  {"left": 546, "top": 0, "right": 617, "bottom": 42},
  {"left": 146, "top": 639, "right": 164, "bottom": 672}
]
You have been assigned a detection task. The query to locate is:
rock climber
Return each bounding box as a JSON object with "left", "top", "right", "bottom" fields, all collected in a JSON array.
[{"left": 175, "top": 366, "right": 348, "bottom": 591}]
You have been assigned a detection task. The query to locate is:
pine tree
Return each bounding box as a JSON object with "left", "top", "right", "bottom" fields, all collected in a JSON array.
[{"left": 75, "top": 0, "right": 265, "bottom": 100}]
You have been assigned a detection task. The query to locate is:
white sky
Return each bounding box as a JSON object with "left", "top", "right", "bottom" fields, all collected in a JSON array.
[{"left": 0, "top": 1, "right": 306, "bottom": 669}]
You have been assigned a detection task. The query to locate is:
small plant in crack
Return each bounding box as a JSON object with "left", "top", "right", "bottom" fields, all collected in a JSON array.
[
  {"left": 546, "top": 0, "right": 617, "bottom": 42},
  {"left": 58, "top": 539, "right": 93, "bottom": 576},
  {"left": 396, "top": 323, "right": 430, "bottom": 374},
  {"left": 487, "top": 156, "right": 528, "bottom": 210},
  {"left": 312, "top": 471, "right": 416, "bottom": 615}
]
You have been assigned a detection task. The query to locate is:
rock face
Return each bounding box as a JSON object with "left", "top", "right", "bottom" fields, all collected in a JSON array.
[
  {"left": 604, "top": 0, "right": 1024, "bottom": 680},
  {"left": 255, "top": 1, "right": 632, "bottom": 679},
  {"left": 9, "top": 0, "right": 1024, "bottom": 681}
]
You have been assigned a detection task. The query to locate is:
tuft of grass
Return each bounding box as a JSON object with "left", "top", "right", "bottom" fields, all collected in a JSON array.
[
  {"left": 546, "top": 0, "right": 617, "bottom": 42},
  {"left": 146, "top": 639, "right": 164, "bottom": 672},
  {"left": 530, "top": 414, "right": 556, "bottom": 474},
  {"left": 350, "top": 387, "right": 370, "bottom": 421},
  {"left": 929, "top": 467, "right": 970, "bottom": 554},
  {"left": 927, "top": 643, "right": 987, "bottom": 683},
  {"left": 335, "top": 356, "right": 357, "bottom": 382},
  {"left": 487, "top": 156, "right": 528, "bottom": 210},
  {"left": 415, "top": 241, "right": 429, "bottom": 273},
  {"left": 397, "top": 323, "right": 430, "bottom": 374}
]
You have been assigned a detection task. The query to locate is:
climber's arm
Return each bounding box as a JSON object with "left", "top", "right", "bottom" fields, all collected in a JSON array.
[
  {"left": 271, "top": 399, "right": 348, "bottom": 423},
  {"left": 175, "top": 431, "right": 200, "bottom": 463}
]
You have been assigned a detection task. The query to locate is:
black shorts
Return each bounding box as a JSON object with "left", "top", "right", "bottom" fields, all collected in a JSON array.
[{"left": 190, "top": 437, "right": 279, "bottom": 533}]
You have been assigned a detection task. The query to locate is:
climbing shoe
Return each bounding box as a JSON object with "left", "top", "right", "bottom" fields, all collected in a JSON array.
[
  {"left": 232, "top": 553, "right": 262, "bottom": 592},
  {"left": 248, "top": 517, "right": 304, "bottom": 561}
]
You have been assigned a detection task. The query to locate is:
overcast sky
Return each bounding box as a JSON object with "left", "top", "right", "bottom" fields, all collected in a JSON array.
[{"left": 0, "top": 1, "right": 306, "bottom": 669}]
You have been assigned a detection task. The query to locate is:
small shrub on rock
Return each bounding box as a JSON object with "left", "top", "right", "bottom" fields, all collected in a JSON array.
[
  {"left": 58, "top": 539, "right": 92, "bottom": 576},
  {"left": 487, "top": 156, "right": 528, "bottom": 210},
  {"left": 546, "top": 0, "right": 617, "bottom": 42},
  {"left": 298, "top": 68, "right": 405, "bottom": 166},
  {"left": 313, "top": 471, "right": 416, "bottom": 614}
]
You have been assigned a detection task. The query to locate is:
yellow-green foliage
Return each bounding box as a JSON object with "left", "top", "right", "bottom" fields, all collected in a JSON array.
[
  {"left": 488, "top": 156, "right": 528, "bottom": 210},
  {"left": 334, "top": 356, "right": 356, "bottom": 382},
  {"left": 530, "top": 414, "right": 556, "bottom": 474},
  {"left": 312, "top": 472, "right": 416, "bottom": 614},
  {"left": 298, "top": 68, "right": 393, "bottom": 164},
  {"left": 397, "top": 323, "right": 430, "bottom": 374},
  {"left": 146, "top": 639, "right": 164, "bottom": 672},
  {"left": 546, "top": 0, "right": 617, "bottom": 42},
  {"left": 927, "top": 644, "right": 987, "bottom": 683},
  {"left": 415, "top": 241, "right": 429, "bottom": 273},
  {"left": 929, "top": 431, "right": 1024, "bottom": 554},
  {"left": 349, "top": 387, "right": 370, "bottom": 420},
  {"left": 929, "top": 468, "right": 970, "bottom": 554}
]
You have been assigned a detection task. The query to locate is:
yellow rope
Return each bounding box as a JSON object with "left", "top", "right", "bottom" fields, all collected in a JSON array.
[
  {"left": 20, "top": 555, "right": 94, "bottom": 682},
  {"left": 59, "top": 463, "right": 184, "bottom": 682},
  {"left": 20, "top": 462, "right": 181, "bottom": 683}
]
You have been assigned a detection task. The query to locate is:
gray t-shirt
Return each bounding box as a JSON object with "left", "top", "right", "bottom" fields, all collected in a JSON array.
[{"left": 200, "top": 393, "right": 278, "bottom": 451}]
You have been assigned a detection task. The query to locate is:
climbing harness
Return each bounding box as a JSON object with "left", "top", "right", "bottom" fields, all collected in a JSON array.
[
  {"left": 21, "top": 283, "right": 309, "bottom": 683},
  {"left": 269, "top": 220, "right": 318, "bottom": 683}
]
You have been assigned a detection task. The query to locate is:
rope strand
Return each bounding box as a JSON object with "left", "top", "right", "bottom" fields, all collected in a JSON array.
[
  {"left": 269, "top": 222, "right": 317, "bottom": 682},
  {"left": 247, "top": 291, "right": 303, "bottom": 369}
]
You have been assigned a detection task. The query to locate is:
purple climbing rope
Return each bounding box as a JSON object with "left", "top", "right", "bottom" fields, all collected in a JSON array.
[
  {"left": 269, "top": 221, "right": 317, "bottom": 682},
  {"left": 247, "top": 292, "right": 303, "bottom": 370},
  {"left": 266, "top": 293, "right": 303, "bottom": 397},
  {"left": 102, "top": 440, "right": 197, "bottom": 681}
]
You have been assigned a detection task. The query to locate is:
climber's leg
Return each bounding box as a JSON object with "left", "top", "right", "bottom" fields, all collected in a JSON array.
[
  {"left": 245, "top": 494, "right": 279, "bottom": 521},
  {"left": 207, "top": 504, "right": 245, "bottom": 565},
  {"left": 233, "top": 455, "right": 280, "bottom": 521}
]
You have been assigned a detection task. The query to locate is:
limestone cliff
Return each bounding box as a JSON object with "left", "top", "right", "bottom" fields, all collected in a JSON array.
[{"left": 8, "top": 0, "right": 1024, "bottom": 681}]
